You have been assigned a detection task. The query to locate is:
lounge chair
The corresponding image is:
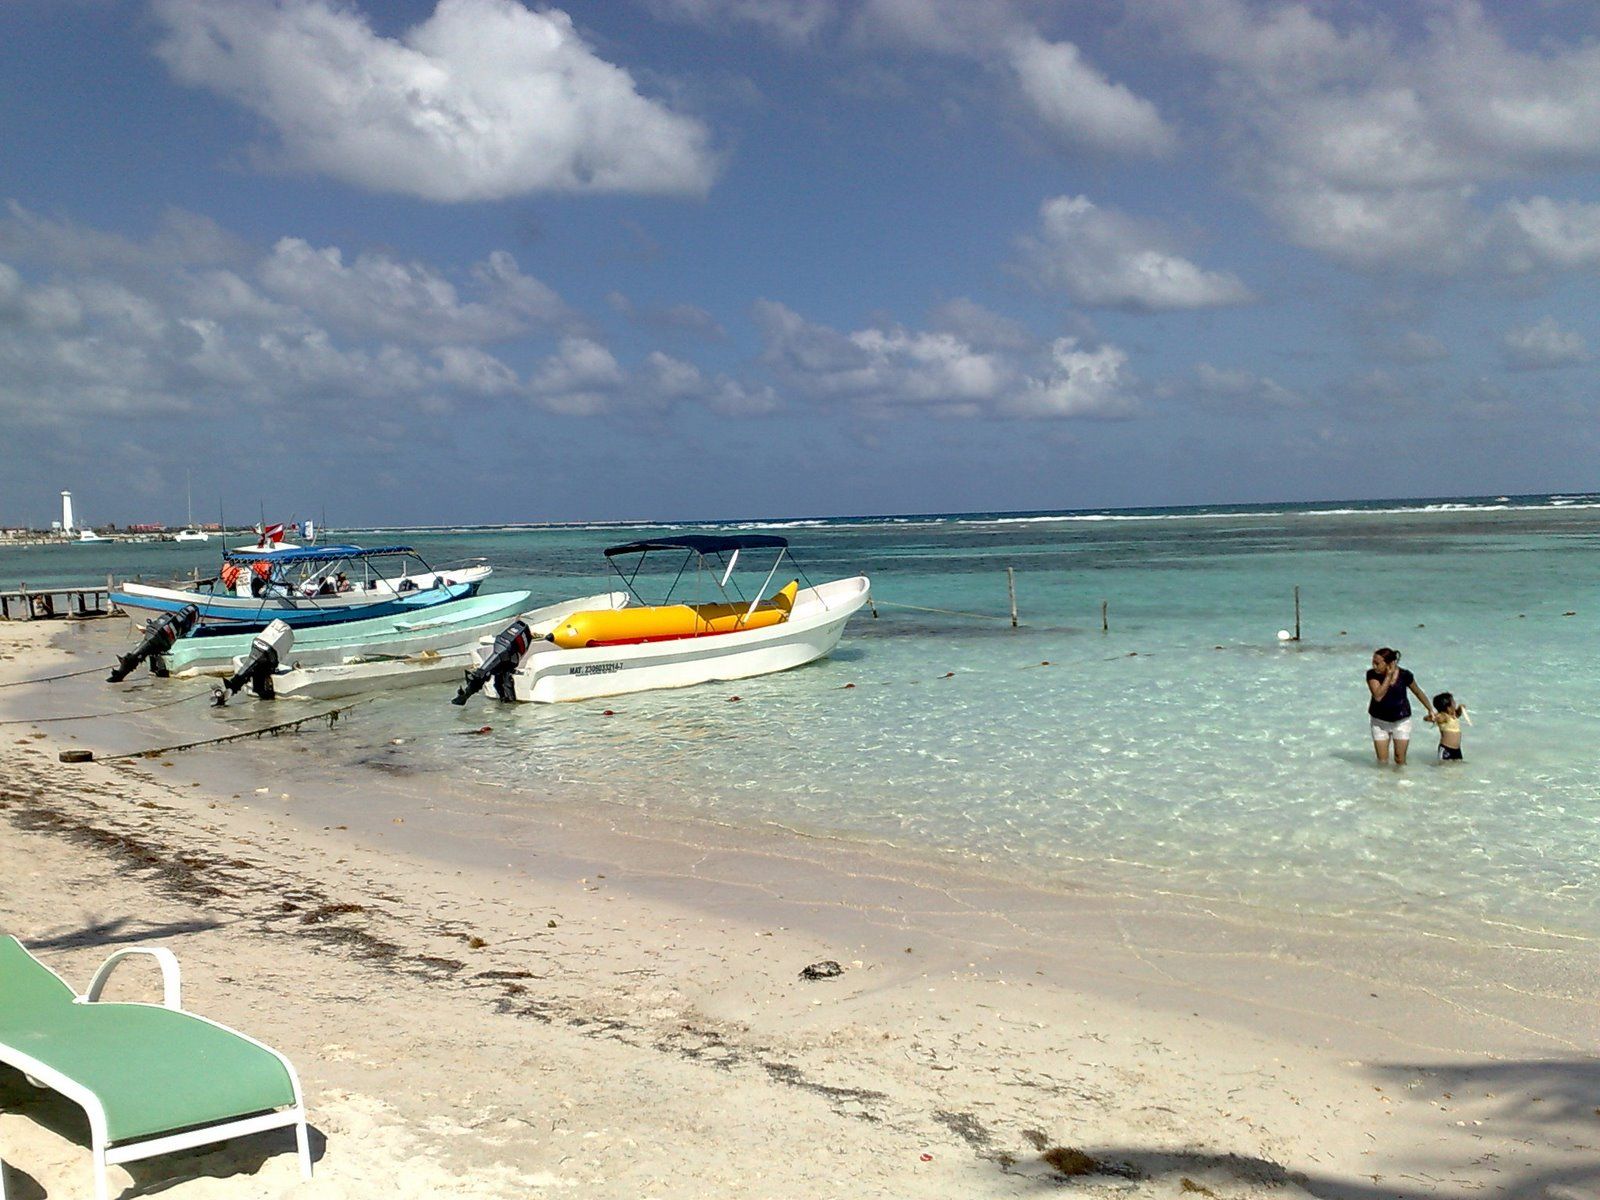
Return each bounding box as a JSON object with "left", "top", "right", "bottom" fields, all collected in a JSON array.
[{"left": 0, "top": 936, "right": 310, "bottom": 1200}]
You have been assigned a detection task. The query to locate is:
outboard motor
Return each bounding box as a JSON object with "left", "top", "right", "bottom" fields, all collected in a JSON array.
[
  {"left": 452, "top": 620, "right": 531, "bottom": 705},
  {"left": 108, "top": 605, "right": 200, "bottom": 682},
  {"left": 212, "top": 620, "right": 294, "bottom": 706}
]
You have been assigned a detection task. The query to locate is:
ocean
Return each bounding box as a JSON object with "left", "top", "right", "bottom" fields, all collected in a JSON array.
[{"left": 5, "top": 493, "right": 1598, "bottom": 946}]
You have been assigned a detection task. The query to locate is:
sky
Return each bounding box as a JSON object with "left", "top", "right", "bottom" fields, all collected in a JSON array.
[{"left": 2, "top": 0, "right": 1598, "bottom": 526}]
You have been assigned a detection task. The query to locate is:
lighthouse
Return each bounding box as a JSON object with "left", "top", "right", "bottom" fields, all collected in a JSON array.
[{"left": 60, "top": 491, "right": 75, "bottom": 534}]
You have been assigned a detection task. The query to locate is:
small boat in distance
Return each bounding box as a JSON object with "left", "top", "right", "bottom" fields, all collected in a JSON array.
[
  {"left": 111, "top": 544, "right": 492, "bottom": 629},
  {"left": 453, "top": 534, "right": 869, "bottom": 704},
  {"left": 173, "top": 472, "right": 209, "bottom": 541}
]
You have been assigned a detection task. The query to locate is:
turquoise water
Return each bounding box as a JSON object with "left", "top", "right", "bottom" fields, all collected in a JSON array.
[{"left": 7, "top": 495, "right": 1599, "bottom": 940}]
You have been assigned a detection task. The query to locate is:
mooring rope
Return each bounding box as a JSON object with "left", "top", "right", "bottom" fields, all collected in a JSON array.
[
  {"left": 90, "top": 698, "right": 370, "bottom": 761},
  {"left": 0, "top": 687, "right": 216, "bottom": 725},
  {"left": 870, "top": 598, "right": 1012, "bottom": 622},
  {"left": 0, "top": 664, "right": 107, "bottom": 688}
]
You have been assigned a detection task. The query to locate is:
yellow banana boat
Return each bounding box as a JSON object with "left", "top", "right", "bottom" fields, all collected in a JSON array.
[{"left": 552, "top": 581, "right": 798, "bottom": 648}]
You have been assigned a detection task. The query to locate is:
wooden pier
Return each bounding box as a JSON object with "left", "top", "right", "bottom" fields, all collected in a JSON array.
[{"left": 0, "top": 585, "right": 113, "bottom": 621}]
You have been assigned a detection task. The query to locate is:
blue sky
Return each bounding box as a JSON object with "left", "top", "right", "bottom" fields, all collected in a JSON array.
[{"left": 2, "top": 0, "right": 1598, "bottom": 526}]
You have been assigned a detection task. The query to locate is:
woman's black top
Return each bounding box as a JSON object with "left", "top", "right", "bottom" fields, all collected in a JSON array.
[{"left": 1367, "top": 667, "right": 1413, "bottom": 721}]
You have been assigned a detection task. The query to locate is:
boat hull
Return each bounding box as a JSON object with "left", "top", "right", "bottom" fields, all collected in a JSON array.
[
  {"left": 258, "top": 651, "right": 476, "bottom": 701},
  {"left": 112, "top": 567, "right": 489, "bottom": 630},
  {"left": 487, "top": 577, "right": 871, "bottom": 703},
  {"left": 156, "top": 590, "right": 525, "bottom": 675},
  {"left": 156, "top": 590, "right": 626, "bottom": 675}
]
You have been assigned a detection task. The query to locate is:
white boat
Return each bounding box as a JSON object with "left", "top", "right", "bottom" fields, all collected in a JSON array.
[
  {"left": 75, "top": 529, "right": 109, "bottom": 544},
  {"left": 173, "top": 473, "right": 210, "bottom": 541},
  {"left": 243, "top": 649, "right": 476, "bottom": 701},
  {"left": 454, "top": 535, "right": 870, "bottom": 704}
]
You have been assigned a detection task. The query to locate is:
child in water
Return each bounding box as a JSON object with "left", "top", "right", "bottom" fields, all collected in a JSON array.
[{"left": 1426, "top": 692, "right": 1469, "bottom": 761}]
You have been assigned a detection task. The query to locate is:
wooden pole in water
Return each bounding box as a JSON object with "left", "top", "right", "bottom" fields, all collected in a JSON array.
[
  {"left": 1006, "top": 567, "right": 1018, "bottom": 628},
  {"left": 1294, "top": 585, "right": 1301, "bottom": 641},
  {"left": 1101, "top": 600, "right": 1109, "bottom": 633}
]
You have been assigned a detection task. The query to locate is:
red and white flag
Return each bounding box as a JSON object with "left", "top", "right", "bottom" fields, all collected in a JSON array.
[{"left": 256, "top": 522, "right": 286, "bottom": 547}]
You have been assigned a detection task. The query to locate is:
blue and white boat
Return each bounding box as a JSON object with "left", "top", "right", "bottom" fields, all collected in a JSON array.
[{"left": 111, "top": 544, "right": 492, "bottom": 631}]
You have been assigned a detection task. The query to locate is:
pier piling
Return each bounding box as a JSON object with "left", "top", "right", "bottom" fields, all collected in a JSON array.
[{"left": 1006, "top": 567, "right": 1018, "bottom": 628}]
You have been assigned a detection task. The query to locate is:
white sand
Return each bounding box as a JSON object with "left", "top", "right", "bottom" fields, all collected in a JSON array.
[{"left": 1, "top": 616, "right": 1596, "bottom": 1199}]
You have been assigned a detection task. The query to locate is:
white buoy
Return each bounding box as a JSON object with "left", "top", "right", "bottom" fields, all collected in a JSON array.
[{"left": 1277, "top": 629, "right": 1293, "bottom": 641}]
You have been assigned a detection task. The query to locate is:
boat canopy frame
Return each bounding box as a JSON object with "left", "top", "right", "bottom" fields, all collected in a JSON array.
[
  {"left": 601, "top": 534, "right": 828, "bottom": 619},
  {"left": 194, "top": 544, "right": 452, "bottom": 616}
]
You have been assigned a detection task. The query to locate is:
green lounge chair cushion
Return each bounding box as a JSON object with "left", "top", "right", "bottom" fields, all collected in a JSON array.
[{"left": 0, "top": 937, "right": 296, "bottom": 1143}]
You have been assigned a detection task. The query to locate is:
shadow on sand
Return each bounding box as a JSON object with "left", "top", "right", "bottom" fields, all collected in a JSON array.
[{"left": 984, "top": 1056, "right": 1600, "bottom": 1199}]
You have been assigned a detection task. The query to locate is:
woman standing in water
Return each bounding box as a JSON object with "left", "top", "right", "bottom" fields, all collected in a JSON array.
[{"left": 1366, "top": 648, "right": 1434, "bottom": 766}]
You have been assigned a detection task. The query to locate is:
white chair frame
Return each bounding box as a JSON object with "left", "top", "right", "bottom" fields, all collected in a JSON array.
[{"left": 0, "top": 945, "right": 311, "bottom": 1200}]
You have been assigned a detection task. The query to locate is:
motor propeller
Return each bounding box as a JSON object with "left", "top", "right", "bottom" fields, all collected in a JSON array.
[
  {"left": 452, "top": 620, "right": 531, "bottom": 705},
  {"left": 107, "top": 605, "right": 200, "bottom": 682},
  {"left": 212, "top": 620, "right": 294, "bottom": 706}
]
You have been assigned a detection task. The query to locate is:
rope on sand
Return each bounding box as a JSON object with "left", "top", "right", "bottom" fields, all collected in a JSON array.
[
  {"left": 0, "top": 688, "right": 215, "bottom": 726},
  {"left": 0, "top": 664, "right": 107, "bottom": 688},
  {"left": 64, "top": 698, "right": 370, "bottom": 763}
]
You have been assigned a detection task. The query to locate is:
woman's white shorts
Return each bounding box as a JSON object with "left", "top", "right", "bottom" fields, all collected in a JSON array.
[{"left": 1370, "top": 716, "right": 1413, "bottom": 742}]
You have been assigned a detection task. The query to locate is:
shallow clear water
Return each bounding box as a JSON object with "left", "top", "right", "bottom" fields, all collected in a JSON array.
[{"left": 8, "top": 495, "right": 1599, "bottom": 940}]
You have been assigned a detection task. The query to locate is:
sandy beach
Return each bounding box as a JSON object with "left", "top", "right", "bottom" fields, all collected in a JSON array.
[{"left": 2, "top": 615, "right": 1597, "bottom": 1200}]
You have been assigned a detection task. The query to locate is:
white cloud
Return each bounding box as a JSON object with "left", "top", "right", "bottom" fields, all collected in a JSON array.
[
  {"left": 1139, "top": 0, "right": 1600, "bottom": 276},
  {"left": 258, "top": 239, "right": 566, "bottom": 343},
  {"left": 928, "top": 298, "right": 1032, "bottom": 351},
  {"left": 1502, "top": 317, "right": 1588, "bottom": 371},
  {"left": 1498, "top": 197, "right": 1600, "bottom": 273},
  {"left": 433, "top": 345, "right": 522, "bottom": 394},
  {"left": 1378, "top": 330, "right": 1449, "bottom": 365},
  {"left": 643, "top": 0, "right": 836, "bottom": 44},
  {"left": 1258, "top": 183, "right": 1481, "bottom": 275},
  {"left": 1017, "top": 195, "right": 1253, "bottom": 311},
  {"left": 0, "top": 201, "right": 244, "bottom": 273},
  {"left": 152, "top": 0, "right": 717, "bottom": 201},
  {"left": 1193, "top": 362, "right": 1303, "bottom": 407},
  {"left": 853, "top": 0, "right": 1023, "bottom": 58},
  {"left": 1008, "top": 35, "right": 1175, "bottom": 158},
  {"left": 608, "top": 291, "right": 727, "bottom": 340},
  {"left": 473, "top": 250, "right": 570, "bottom": 326},
  {"left": 754, "top": 299, "right": 1136, "bottom": 419},
  {"left": 1008, "top": 339, "right": 1135, "bottom": 418},
  {"left": 854, "top": 0, "right": 1171, "bottom": 160},
  {"left": 0, "top": 214, "right": 762, "bottom": 425},
  {"left": 528, "top": 336, "right": 626, "bottom": 414},
  {"left": 641, "top": 351, "right": 779, "bottom": 414}
]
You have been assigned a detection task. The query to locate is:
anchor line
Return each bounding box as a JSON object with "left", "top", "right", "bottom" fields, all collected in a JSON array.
[
  {"left": 0, "top": 688, "right": 216, "bottom": 725},
  {"left": 0, "top": 665, "right": 107, "bottom": 688},
  {"left": 870, "top": 599, "right": 1013, "bottom": 622},
  {"left": 94, "top": 699, "right": 370, "bottom": 760}
]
